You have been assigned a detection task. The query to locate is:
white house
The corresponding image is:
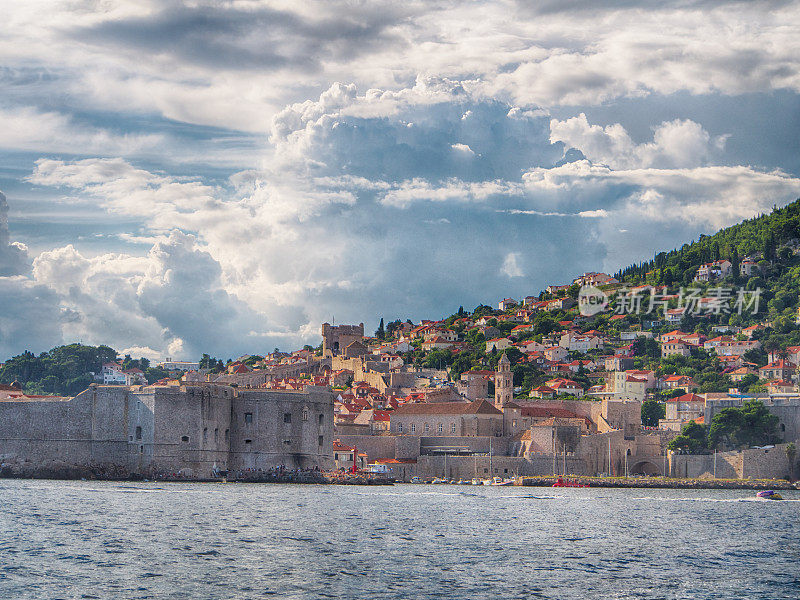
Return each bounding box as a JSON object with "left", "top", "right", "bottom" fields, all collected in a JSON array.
[
  {"left": 694, "top": 260, "right": 732, "bottom": 282},
  {"left": 102, "top": 363, "right": 127, "bottom": 385}
]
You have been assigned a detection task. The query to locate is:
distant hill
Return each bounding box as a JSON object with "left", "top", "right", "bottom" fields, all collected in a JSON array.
[{"left": 0, "top": 344, "right": 168, "bottom": 396}]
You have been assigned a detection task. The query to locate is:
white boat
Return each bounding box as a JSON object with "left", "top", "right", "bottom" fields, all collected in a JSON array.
[
  {"left": 493, "top": 478, "right": 514, "bottom": 486},
  {"left": 471, "top": 478, "right": 481, "bottom": 485},
  {"left": 489, "top": 476, "right": 512, "bottom": 486}
]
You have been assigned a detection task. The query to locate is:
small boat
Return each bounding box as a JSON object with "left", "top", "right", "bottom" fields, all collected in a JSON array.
[
  {"left": 552, "top": 476, "right": 590, "bottom": 488},
  {"left": 491, "top": 477, "right": 513, "bottom": 486},
  {"left": 756, "top": 490, "right": 783, "bottom": 500},
  {"left": 410, "top": 476, "right": 422, "bottom": 484},
  {"left": 471, "top": 478, "right": 481, "bottom": 485}
]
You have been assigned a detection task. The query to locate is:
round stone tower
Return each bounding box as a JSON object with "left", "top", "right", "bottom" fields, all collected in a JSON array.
[{"left": 495, "top": 352, "right": 513, "bottom": 408}]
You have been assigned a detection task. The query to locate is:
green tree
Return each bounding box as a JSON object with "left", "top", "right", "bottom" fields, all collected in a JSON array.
[
  {"left": 375, "top": 318, "right": 385, "bottom": 340},
  {"left": 641, "top": 400, "right": 666, "bottom": 427},
  {"left": 708, "top": 400, "right": 779, "bottom": 449},
  {"left": 668, "top": 421, "right": 708, "bottom": 453},
  {"left": 786, "top": 442, "right": 797, "bottom": 481}
]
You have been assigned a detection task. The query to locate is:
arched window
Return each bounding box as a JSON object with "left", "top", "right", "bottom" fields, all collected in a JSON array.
[{"left": 302, "top": 407, "right": 309, "bottom": 421}]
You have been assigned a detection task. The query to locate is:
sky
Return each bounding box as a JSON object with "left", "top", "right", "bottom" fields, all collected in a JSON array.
[{"left": 2, "top": 0, "right": 800, "bottom": 361}]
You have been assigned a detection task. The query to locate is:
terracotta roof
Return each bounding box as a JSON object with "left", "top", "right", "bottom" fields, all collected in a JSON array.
[{"left": 668, "top": 393, "right": 704, "bottom": 403}]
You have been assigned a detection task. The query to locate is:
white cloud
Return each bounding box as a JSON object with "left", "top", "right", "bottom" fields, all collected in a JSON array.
[
  {"left": 549, "top": 114, "right": 726, "bottom": 169},
  {"left": 0, "top": 106, "right": 164, "bottom": 155},
  {"left": 501, "top": 252, "right": 524, "bottom": 278}
]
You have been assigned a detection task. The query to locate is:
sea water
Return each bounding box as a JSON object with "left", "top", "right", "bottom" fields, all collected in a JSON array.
[{"left": 1, "top": 480, "right": 798, "bottom": 599}]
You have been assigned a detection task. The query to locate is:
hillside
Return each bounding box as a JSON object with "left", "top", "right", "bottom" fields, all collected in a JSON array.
[{"left": 0, "top": 344, "right": 169, "bottom": 396}]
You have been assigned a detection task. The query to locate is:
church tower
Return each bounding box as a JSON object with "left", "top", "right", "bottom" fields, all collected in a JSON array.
[{"left": 495, "top": 352, "right": 513, "bottom": 408}]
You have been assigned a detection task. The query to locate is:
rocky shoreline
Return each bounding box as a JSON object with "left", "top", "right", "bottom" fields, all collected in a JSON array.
[
  {"left": 0, "top": 462, "right": 394, "bottom": 485},
  {"left": 516, "top": 476, "right": 798, "bottom": 490},
  {"left": 1, "top": 461, "right": 793, "bottom": 489}
]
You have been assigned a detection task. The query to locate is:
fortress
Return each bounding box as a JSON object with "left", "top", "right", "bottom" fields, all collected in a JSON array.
[{"left": 0, "top": 383, "right": 335, "bottom": 478}]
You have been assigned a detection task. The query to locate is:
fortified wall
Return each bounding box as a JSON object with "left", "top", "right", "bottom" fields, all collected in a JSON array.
[{"left": 0, "top": 383, "right": 334, "bottom": 479}]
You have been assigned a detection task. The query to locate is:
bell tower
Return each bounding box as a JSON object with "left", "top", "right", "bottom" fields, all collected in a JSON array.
[{"left": 495, "top": 352, "right": 513, "bottom": 408}]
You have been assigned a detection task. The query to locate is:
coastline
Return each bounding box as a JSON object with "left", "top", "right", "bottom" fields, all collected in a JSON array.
[
  {"left": 1, "top": 467, "right": 796, "bottom": 489},
  {"left": 514, "top": 476, "right": 798, "bottom": 490}
]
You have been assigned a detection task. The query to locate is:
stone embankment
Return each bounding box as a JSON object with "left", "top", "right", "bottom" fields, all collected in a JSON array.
[
  {"left": 324, "top": 472, "right": 393, "bottom": 485},
  {"left": 516, "top": 476, "right": 797, "bottom": 490},
  {"left": 0, "top": 460, "right": 132, "bottom": 481},
  {"left": 0, "top": 460, "right": 393, "bottom": 485}
]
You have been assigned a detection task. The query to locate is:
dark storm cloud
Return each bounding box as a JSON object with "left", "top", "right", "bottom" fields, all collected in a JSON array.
[{"left": 70, "top": 3, "right": 410, "bottom": 72}]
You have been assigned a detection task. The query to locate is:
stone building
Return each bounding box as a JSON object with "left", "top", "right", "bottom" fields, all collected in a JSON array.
[
  {"left": 0, "top": 383, "right": 334, "bottom": 478},
  {"left": 389, "top": 399, "right": 503, "bottom": 437},
  {"left": 321, "top": 322, "right": 365, "bottom": 357}
]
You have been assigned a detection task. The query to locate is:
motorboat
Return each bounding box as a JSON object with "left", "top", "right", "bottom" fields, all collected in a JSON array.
[
  {"left": 471, "top": 478, "right": 481, "bottom": 485},
  {"left": 552, "top": 476, "right": 590, "bottom": 488},
  {"left": 756, "top": 490, "right": 783, "bottom": 500},
  {"left": 491, "top": 477, "right": 513, "bottom": 486}
]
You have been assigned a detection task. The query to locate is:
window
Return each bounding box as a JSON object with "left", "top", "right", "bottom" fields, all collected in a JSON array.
[
  {"left": 283, "top": 439, "right": 291, "bottom": 445},
  {"left": 437, "top": 423, "right": 443, "bottom": 433},
  {"left": 512, "top": 419, "right": 517, "bottom": 428},
  {"left": 244, "top": 412, "right": 253, "bottom": 424},
  {"left": 302, "top": 407, "right": 309, "bottom": 421},
  {"left": 450, "top": 423, "right": 456, "bottom": 434},
  {"left": 225, "top": 429, "right": 229, "bottom": 442},
  {"left": 397, "top": 423, "right": 403, "bottom": 433},
  {"left": 424, "top": 423, "right": 429, "bottom": 433},
  {"left": 318, "top": 435, "right": 324, "bottom": 447},
  {"left": 214, "top": 428, "right": 219, "bottom": 443},
  {"left": 244, "top": 439, "right": 252, "bottom": 445},
  {"left": 284, "top": 413, "right": 292, "bottom": 424},
  {"left": 410, "top": 423, "right": 416, "bottom": 433},
  {"left": 319, "top": 414, "right": 324, "bottom": 425},
  {"left": 335, "top": 453, "right": 339, "bottom": 460},
  {"left": 203, "top": 428, "right": 208, "bottom": 443},
  {"left": 181, "top": 435, "right": 189, "bottom": 442},
  {"left": 135, "top": 426, "right": 142, "bottom": 440}
]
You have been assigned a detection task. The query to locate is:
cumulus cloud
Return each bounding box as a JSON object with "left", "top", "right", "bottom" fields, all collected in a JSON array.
[
  {"left": 0, "top": 191, "right": 63, "bottom": 357},
  {"left": 29, "top": 232, "right": 285, "bottom": 359},
  {"left": 549, "top": 114, "right": 727, "bottom": 169},
  {"left": 501, "top": 253, "right": 524, "bottom": 278}
]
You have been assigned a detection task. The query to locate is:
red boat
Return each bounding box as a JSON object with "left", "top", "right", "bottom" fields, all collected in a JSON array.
[{"left": 552, "top": 476, "right": 590, "bottom": 488}]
